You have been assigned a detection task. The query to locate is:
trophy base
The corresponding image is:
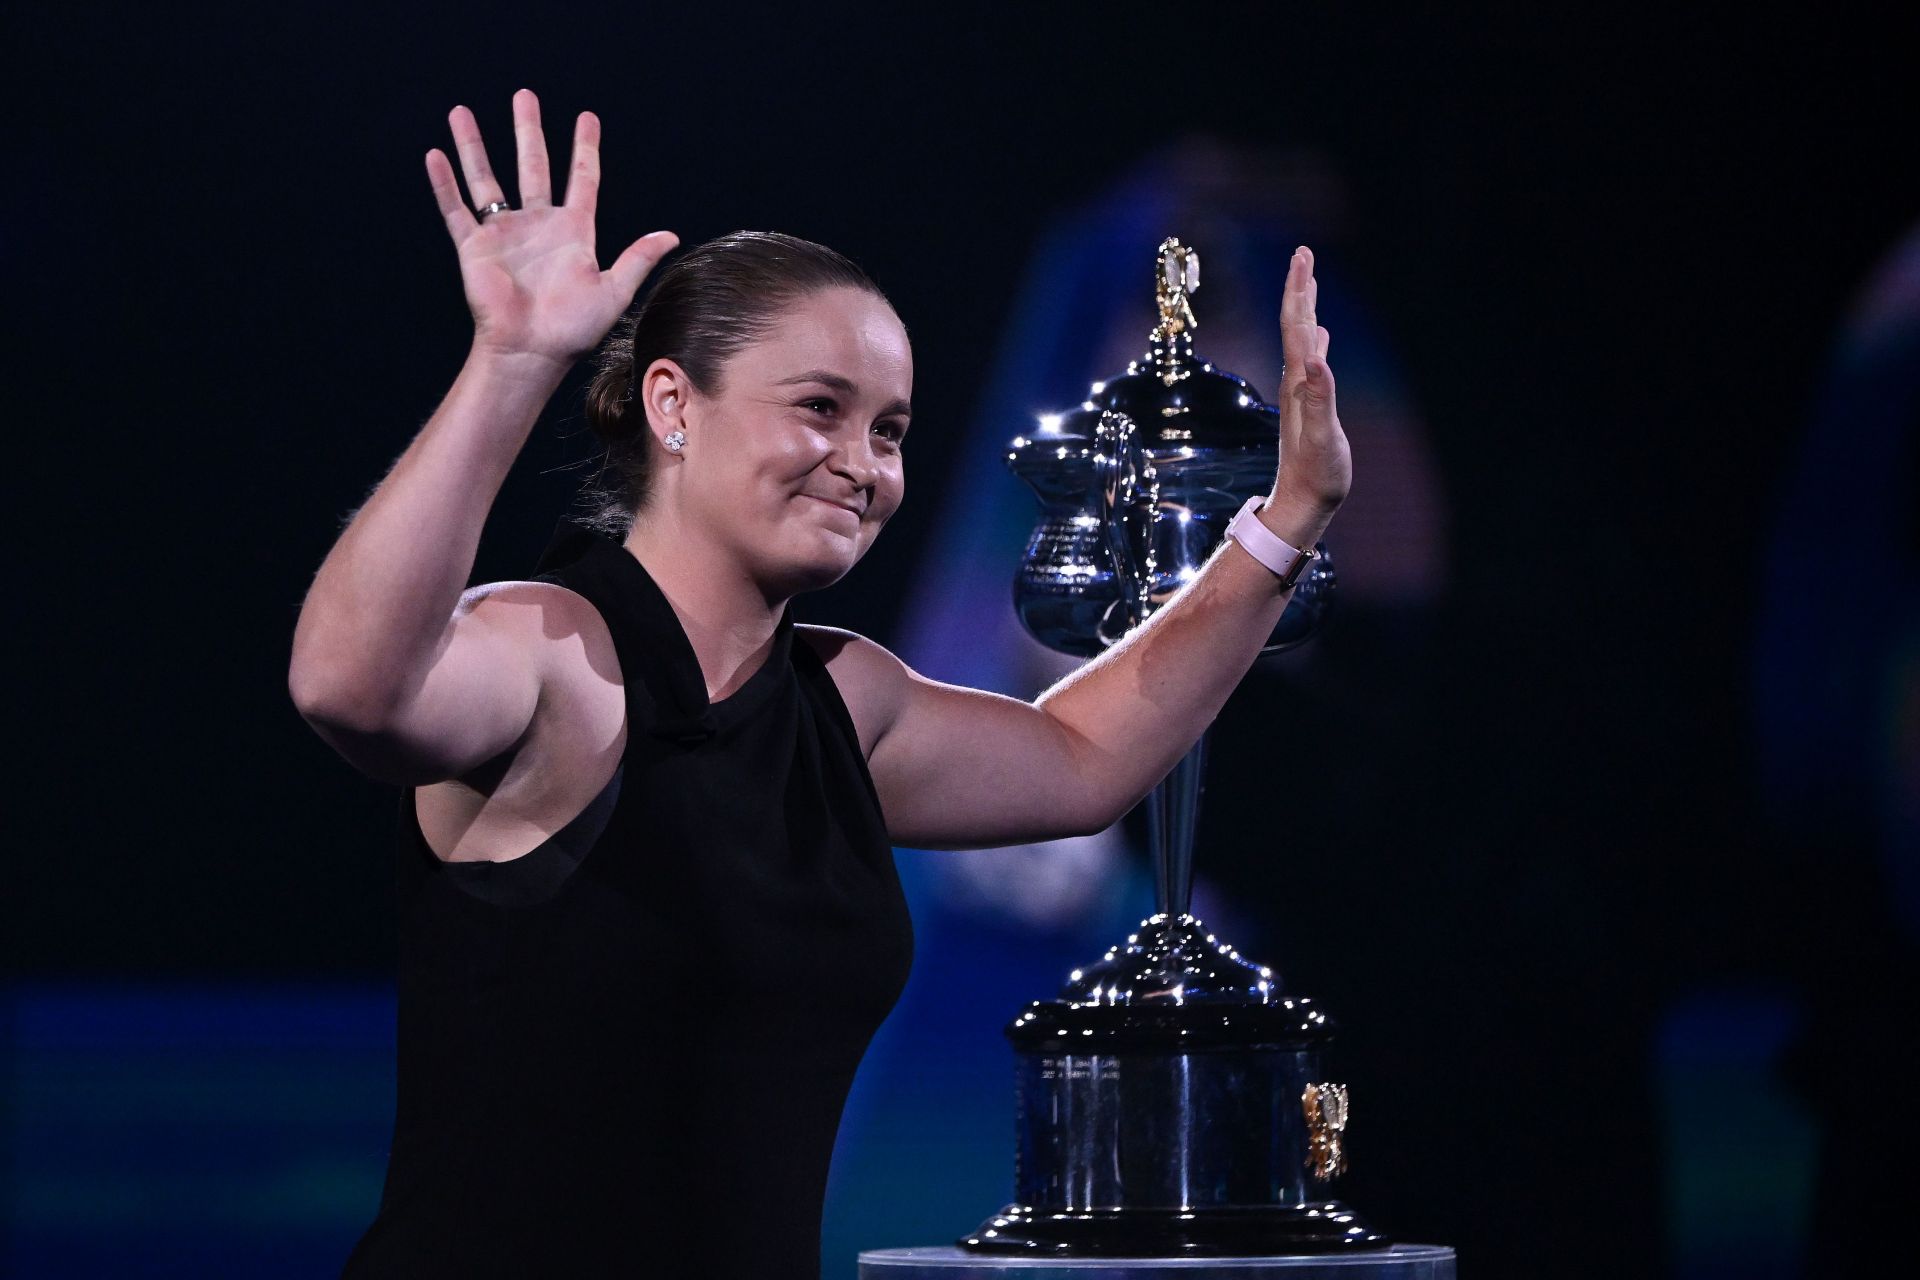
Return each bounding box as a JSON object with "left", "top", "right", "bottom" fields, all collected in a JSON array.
[{"left": 960, "top": 1202, "right": 1390, "bottom": 1256}]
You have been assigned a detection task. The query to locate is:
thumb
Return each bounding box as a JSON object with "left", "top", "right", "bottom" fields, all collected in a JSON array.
[
  {"left": 608, "top": 231, "right": 680, "bottom": 300},
  {"left": 1303, "top": 326, "right": 1334, "bottom": 400},
  {"left": 1300, "top": 354, "right": 1336, "bottom": 400}
]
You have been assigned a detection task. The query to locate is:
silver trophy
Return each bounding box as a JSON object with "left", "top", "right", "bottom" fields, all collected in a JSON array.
[{"left": 960, "top": 239, "right": 1387, "bottom": 1256}]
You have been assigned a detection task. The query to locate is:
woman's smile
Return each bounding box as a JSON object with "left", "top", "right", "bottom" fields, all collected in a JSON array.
[{"left": 801, "top": 494, "right": 863, "bottom": 523}]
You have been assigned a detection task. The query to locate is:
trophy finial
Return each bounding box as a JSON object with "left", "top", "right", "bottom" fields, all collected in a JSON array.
[
  {"left": 1151, "top": 236, "right": 1200, "bottom": 345},
  {"left": 1150, "top": 237, "right": 1201, "bottom": 388}
]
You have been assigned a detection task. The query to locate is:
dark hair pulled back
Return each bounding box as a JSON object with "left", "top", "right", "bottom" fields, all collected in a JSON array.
[{"left": 580, "top": 229, "right": 891, "bottom": 533}]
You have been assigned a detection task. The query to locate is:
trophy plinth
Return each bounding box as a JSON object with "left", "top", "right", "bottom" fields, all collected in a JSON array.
[
  {"left": 958, "top": 907, "right": 1385, "bottom": 1256},
  {"left": 961, "top": 239, "right": 1386, "bottom": 1257}
]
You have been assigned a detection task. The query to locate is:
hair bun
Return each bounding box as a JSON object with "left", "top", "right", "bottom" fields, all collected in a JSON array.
[{"left": 584, "top": 360, "right": 636, "bottom": 449}]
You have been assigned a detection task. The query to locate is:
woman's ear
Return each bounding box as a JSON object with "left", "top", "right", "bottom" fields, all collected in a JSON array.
[{"left": 638, "top": 359, "right": 692, "bottom": 446}]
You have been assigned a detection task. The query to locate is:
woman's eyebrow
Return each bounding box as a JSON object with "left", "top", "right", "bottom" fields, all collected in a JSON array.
[{"left": 777, "top": 369, "right": 912, "bottom": 419}]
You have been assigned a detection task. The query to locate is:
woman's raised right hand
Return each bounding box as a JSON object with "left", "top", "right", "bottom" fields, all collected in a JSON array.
[{"left": 426, "top": 89, "right": 678, "bottom": 369}]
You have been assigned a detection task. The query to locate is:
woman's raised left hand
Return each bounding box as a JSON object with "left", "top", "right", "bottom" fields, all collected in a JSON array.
[{"left": 1270, "top": 247, "right": 1352, "bottom": 522}]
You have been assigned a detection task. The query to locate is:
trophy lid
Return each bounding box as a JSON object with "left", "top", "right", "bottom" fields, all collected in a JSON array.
[{"left": 1007, "top": 236, "right": 1279, "bottom": 474}]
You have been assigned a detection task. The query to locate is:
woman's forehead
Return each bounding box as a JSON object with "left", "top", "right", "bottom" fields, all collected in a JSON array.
[{"left": 746, "top": 291, "right": 912, "bottom": 389}]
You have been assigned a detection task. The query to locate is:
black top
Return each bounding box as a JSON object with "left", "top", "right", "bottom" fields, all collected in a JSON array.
[{"left": 342, "top": 520, "right": 915, "bottom": 1279}]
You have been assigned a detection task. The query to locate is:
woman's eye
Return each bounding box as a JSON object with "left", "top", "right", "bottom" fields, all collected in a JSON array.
[
  {"left": 874, "top": 420, "right": 907, "bottom": 443},
  {"left": 802, "top": 397, "right": 837, "bottom": 415}
]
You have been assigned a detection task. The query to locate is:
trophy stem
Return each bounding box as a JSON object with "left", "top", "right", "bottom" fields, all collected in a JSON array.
[{"left": 1146, "top": 729, "right": 1209, "bottom": 919}]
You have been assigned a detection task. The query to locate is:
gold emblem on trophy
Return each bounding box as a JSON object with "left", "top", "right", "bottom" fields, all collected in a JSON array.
[{"left": 1302, "top": 1082, "right": 1351, "bottom": 1182}]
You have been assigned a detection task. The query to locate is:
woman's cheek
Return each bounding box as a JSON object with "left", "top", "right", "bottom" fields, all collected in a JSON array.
[
  {"left": 770, "top": 421, "right": 833, "bottom": 471},
  {"left": 877, "top": 467, "right": 905, "bottom": 521}
]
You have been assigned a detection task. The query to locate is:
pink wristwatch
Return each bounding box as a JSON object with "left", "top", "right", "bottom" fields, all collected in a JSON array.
[{"left": 1224, "top": 495, "right": 1320, "bottom": 590}]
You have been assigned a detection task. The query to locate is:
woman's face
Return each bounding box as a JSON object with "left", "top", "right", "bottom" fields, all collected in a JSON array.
[{"left": 654, "top": 286, "right": 913, "bottom": 596}]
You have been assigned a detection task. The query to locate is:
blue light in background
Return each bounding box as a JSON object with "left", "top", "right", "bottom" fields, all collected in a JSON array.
[
  {"left": 7, "top": 982, "right": 396, "bottom": 1278},
  {"left": 1655, "top": 986, "right": 1817, "bottom": 1279}
]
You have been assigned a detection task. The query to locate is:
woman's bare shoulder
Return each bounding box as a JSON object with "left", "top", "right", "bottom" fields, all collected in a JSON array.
[
  {"left": 459, "top": 577, "right": 598, "bottom": 623},
  {"left": 794, "top": 623, "right": 905, "bottom": 673},
  {"left": 459, "top": 579, "right": 621, "bottom": 686},
  {"left": 458, "top": 579, "right": 626, "bottom": 777},
  {"left": 794, "top": 624, "right": 911, "bottom": 758},
  {"left": 458, "top": 576, "right": 592, "bottom": 612}
]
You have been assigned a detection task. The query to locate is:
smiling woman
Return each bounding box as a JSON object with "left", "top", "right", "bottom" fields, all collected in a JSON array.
[
  {"left": 578, "top": 232, "right": 912, "bottom": 559},
  {"left": 286, "top": 86, "right": 1349, "bottom": 1279},
  {"left": 607, "top": 274, "right": 915, "bottom": 603}
]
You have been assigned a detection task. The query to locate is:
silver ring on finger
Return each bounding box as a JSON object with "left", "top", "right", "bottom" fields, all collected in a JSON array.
[{"left": 476, "top": 200, "right": 512, "bottom": 221}]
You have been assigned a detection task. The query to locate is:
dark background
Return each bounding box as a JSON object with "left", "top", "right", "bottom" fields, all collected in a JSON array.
[{"left": 11, "top": 3, "right": 1914, "bottom": 1277}]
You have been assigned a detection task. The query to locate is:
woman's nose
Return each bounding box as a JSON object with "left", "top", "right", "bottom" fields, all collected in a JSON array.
[{"left": 837, "top": 442, "right": 879, "bottom": 486}]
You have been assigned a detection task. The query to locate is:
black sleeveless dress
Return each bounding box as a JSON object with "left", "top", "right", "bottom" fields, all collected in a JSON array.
[{"left": 341, "top": 520, "right": 915, "bottom": 1279}]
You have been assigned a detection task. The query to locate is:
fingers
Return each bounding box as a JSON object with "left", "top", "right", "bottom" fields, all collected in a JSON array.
[
  {"left": 425, "top": 148, "right": 478, "bottom": 243},
  {"left": 447, "top": 104, "right": 508, "bottom": 212},
  {"left": 562, "top": 110, "right": 602, "bottom": 213},
  {"left": 512, "top": 88, "right": 553, "bottom": 209},
  {"left": 1277, "top": 251, "right": 1339, "bottom": 461},
  {"left": 1278, "top": 246, "right": 1320, "bottom": 385},
  {"left": 1277, "top": 247, "right": 1315, "bottom": 444},
  {"left": 608, "top": 231, "right": 681, "bottom": 301}
]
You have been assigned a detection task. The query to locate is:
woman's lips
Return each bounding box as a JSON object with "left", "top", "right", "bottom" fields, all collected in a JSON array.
[{"left": 802, "top": 495, "right": 862, "bottom": 520}]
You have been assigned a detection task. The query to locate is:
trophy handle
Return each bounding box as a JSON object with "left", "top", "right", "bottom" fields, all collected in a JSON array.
[
  {"left": 1094, "top": 409, "right": 1156, "bottom": 635},
  {"left": 1145, "top": 728, "right": 1209, "bottom": 919}
]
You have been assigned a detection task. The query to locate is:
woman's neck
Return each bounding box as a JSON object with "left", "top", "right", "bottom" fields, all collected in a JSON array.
[{"left": 621, "top": 510, "right": 786, "bottom": 704}]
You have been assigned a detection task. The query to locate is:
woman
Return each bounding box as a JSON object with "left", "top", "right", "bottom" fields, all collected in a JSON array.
[{"left": 289, "top": 89, "right": 1350, "bottom": 1278}]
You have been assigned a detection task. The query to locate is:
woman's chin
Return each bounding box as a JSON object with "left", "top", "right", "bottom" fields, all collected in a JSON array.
[{"left": 774, "top": 535, "right": 865, "bottom": 594}]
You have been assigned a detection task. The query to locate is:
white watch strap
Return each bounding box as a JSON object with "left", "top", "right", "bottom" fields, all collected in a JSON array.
[{"left": 1224, "top": 496, "right": 1318, "bottom": 587}]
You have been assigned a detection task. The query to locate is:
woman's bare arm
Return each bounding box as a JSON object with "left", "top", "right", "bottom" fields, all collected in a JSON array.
[
  {"left": 819, "top": 247, "right": 1348, "bottom": 850},
  {"left": 288, "top": 90, "right": 675, "bottom": 782},
  {"left": 287, "top": 352, "right": 566, "bottom": 779}
]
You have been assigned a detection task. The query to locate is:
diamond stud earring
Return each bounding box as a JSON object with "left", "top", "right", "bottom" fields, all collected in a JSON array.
[{"left": 664, "top": 430, "right": 686, "bottom": 453}]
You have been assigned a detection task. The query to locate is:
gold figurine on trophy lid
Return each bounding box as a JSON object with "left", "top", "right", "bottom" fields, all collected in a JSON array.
[{"left": 1150, "top": 237, "right": 1201, "bottom": 385}]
